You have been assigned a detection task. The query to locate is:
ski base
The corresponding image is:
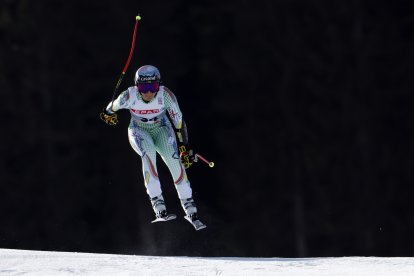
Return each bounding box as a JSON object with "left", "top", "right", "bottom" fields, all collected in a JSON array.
[
  {"left": 151, "top": 214, "right": 177, "bottom": 223},
  {"left": 184, "top": 216, "right": 207, "bottom": 231}
]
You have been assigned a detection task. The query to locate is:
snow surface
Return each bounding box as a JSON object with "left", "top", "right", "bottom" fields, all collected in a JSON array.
[{"left": 0, "top": 248, "right": 413, "bottom": 276}]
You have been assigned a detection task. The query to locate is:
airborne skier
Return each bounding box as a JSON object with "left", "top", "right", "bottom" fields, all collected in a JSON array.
[{"left": 101, "top": 65, "right": 206, "bottom": 231}]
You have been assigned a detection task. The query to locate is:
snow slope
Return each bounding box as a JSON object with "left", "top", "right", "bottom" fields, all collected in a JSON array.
[{"left": 0, "top": 248, "right": 413, "bottom": 276}]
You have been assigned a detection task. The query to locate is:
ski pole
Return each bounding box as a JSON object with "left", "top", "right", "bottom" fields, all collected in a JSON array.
[
  {"left": 109, "top": 15, "right": 142, "bottom": 110},
  {"left": 195, "top": 153, "right": 215, "bottom": 168}
]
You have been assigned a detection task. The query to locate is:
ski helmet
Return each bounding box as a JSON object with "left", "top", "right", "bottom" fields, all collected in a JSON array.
[{"left": 134, "top": 65, "right": 161, "bottom": 85}]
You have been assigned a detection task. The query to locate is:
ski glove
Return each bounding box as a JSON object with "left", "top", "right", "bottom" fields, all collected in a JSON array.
[
  {"left": 179, "top": 144, "right": 195, "bottom": 169},
  {"left": 100, "top": 108, "right": 118, "bottom": 126}
]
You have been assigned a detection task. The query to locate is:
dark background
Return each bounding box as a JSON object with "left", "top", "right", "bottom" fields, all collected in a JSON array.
[{"left": 1, "top": 0, "right": 414, "bottom": 257}]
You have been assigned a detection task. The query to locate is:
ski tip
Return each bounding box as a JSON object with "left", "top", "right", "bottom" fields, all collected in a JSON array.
[
  {"left": 196, "top": 225, "right": 207, "bottom": 231},
  {"left": 184, "top": 216, "right": 207, "bottom": 231}
]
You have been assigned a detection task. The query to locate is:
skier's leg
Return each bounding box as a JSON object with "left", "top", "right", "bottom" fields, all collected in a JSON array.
[
  {"left": 128, "top": 124, "right": 167, "bottom": 217},
  {"left": 153, "top": 125, "right": 200, "bottom": 217}
]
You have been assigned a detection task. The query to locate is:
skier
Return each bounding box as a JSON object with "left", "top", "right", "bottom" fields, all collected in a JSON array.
[{"left": 101, "top": 65, "right": 206, "bottom": 230}]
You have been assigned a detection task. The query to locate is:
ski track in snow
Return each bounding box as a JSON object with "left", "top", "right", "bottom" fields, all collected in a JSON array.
[{"left": 0, "top": 249, "right": 413, "bottom": 276}]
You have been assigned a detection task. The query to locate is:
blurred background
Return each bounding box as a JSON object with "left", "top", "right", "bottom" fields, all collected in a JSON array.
[{"left": 1, "top": 0, "right": 414, "bottom": 257}]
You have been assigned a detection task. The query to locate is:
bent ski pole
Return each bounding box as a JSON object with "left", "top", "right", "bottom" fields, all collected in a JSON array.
[
  {"left": 109, "top": 15, "right": 141, "bottom": 110},
  {"left": 195, "top": 153, "right": 215, "bottom": 168}
]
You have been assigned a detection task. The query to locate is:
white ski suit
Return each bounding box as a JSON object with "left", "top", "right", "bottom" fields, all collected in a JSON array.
[{"left": 106, "top": 85, "right": 193, "bottom": 201}]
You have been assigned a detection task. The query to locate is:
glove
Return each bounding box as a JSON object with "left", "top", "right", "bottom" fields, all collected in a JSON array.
[
  {"left": 179, "top": 144, "right": 195, "bottom": 169},
  {"left": 100, "top": 108, "right": 118, "bottom": 125}
]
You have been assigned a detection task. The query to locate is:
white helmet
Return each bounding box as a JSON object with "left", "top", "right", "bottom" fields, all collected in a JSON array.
[{"left": 134, "top": 65, "right": 161, "bottom": 84}]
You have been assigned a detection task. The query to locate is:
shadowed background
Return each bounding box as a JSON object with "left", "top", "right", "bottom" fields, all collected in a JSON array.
[{"left": 1, "top": 0, "right": 414, "bottom": 257}]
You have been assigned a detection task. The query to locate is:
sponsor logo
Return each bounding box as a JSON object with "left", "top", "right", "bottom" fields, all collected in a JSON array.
[
  {"left": 170, "top": 110, "right": 177, "bottom": 119},
  {"left": 139, "top": 75, "right": 157, "bottom": 82},
  {"left": 131, "top": 109, "right": 160, "bottom": 114}
]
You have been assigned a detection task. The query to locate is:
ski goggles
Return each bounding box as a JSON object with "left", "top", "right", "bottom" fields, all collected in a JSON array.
[{"left": 138, "top": 82, "right": 160, "bottom": 93}]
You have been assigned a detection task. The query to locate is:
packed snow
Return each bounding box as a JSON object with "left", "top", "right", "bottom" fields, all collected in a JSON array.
[{"left": 0, "top": 248, "right": 413, "bottom": 276}]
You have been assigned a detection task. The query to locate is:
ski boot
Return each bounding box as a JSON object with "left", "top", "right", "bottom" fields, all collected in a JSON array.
[
  {"left": 150, "top": 195, "right": 177, "bottom": 223},
  {"left": 181, "top": 197, "right": 207, "bottom": 231}
]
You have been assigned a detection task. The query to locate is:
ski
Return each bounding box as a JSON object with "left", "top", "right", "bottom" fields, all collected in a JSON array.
[
  {"left": 151, "top": 213, "right": 177, "bottom": 223},
  {"left": 184, "top": 215, "right": 207, "bottom": 231}
]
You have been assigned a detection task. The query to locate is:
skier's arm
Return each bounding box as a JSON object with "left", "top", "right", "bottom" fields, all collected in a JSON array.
[
  {"left": 176, "top": 120, "right": 189, "bottom": 145},
  {"left": 163, "top": 87, "right": 185, "bottom": 135},
  {"left": 164, "top": 87, "right": 194, "bottom": 168},
  {"left": 105, "top": 89, "right": 131, "bottom": 113},
  {"left": 101, "top": 89, "right": 132, "bottom": 125},
  {"left": 176, "top": 120, "right": 195, "bottom": 169}
]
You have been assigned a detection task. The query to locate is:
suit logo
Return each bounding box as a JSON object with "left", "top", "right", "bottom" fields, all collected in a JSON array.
[{"left": 131, "top": 109, "right": 160, "bottom": 114}]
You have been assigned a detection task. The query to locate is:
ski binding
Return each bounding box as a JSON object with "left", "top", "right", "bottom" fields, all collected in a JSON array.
[{"left": 151, "top": 213, "right": 177, "bottom": 223}]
